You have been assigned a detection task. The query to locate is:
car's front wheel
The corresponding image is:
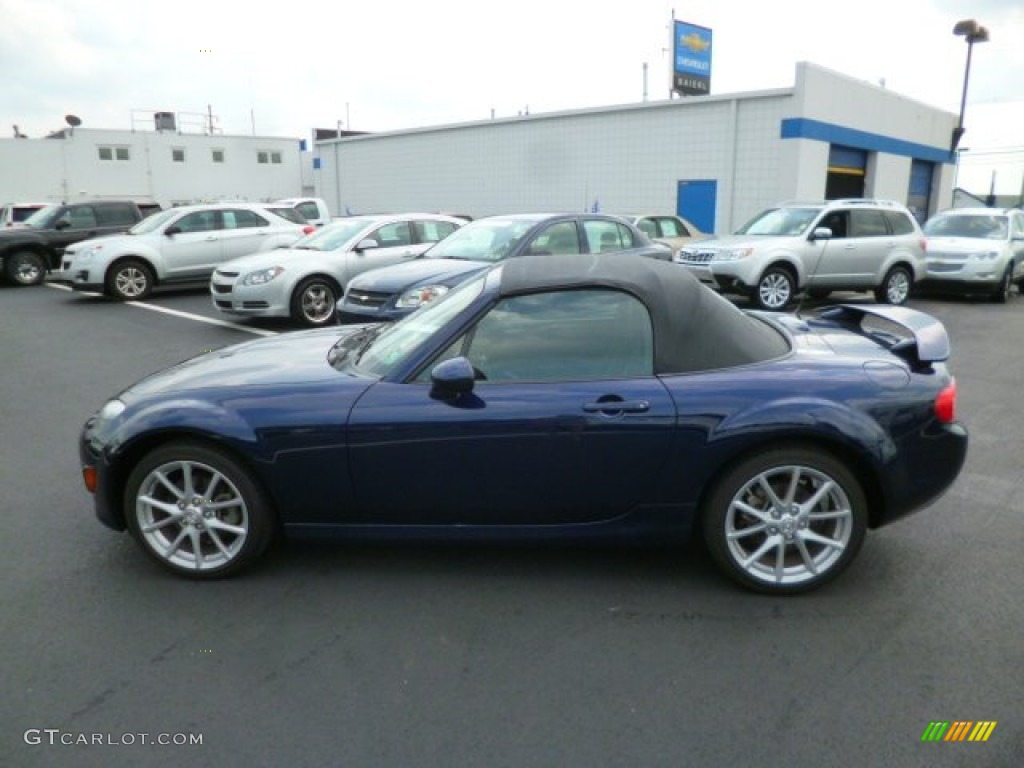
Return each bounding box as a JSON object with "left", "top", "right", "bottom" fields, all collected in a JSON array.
[
  {"left": 291, "top": 276, "right": 340, "bottom": 327},
  {"left": 106, "top": 259, "right": 154, "bottom": 300},
  {"left": 703, "top": 446, "right": 868, "bottom": 594},
  {"left": 754, "top": 267, "right": 795, "bottom": 310},
  {"left": 5, "top": 250, "right": 46, "bottom": 286},
  {"left": 875, "top": 265, "right": 912, "bottom": 305},
  {"left": 991, "top": 264, "right": 1013, "bottom": 304},
  {"left": 123, "top": 442, "right": 275, "bottom": 578}
]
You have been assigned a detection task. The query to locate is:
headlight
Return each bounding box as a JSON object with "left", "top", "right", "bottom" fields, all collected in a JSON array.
[
  {"left": 97, "top": 399, "right": 126, "bottom": 421},
  {"left": 73, "top": 245, "right": 103, "bottom": 261},
  {"left": 241, "top": 266, "right": 285, "bottom": 286},
  {"left": 715, "top": 248, "right": 754, "bottom": 262},
  {"left": 395, "top": 284, "right": 449, "bottom": 308}
]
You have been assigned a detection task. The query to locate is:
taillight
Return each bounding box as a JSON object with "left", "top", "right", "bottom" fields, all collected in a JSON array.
[
  {"left": 919, "top": 238, "right": 927, "bottom": 253},
  {"left": 934, "top": 379, "right": 957, "bottom": 423},
  {"left": 82, "top": 466, "right": 97, "bottom": 493},
  {"left": 302, "top": 225, "right": 315, "bottom": 235}
]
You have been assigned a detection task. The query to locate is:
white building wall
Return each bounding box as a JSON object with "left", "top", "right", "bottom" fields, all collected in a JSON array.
[
  {"left": 313, "top": 62, "right": 958, "bottom": 233},
  {"left": 0, "top": 129, "right": 307, "bottom": 208}
]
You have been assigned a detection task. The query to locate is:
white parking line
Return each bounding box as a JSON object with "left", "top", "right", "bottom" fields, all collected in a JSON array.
[{"left": 45, "top": 283, "right": 279, "bottom": 337}]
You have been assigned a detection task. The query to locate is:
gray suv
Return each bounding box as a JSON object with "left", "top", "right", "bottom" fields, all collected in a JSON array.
[{"left": 676, "top": 199, "right": 926, "bottom": 310}]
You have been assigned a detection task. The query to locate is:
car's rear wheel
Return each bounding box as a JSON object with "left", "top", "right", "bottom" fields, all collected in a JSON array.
[
  {"left": 991, "top": 265, "right": 1012, "bottom": 304},
  {"left": 875, "top": 265, "right": 911, "bottom": 305},
  {"left": 5, "top": 250, "right": 46, "bottom": 286},
  {"left": 703, "top": 447, "right": 867, "bottom": 594},
  {"left": 754, "top": 267, "right": 795, "bottom": 310},
  {"left": 106, "top": 259, "right": 154, "bottom": 300},
  {"left": 291, "top": 276, "right": 339, "bottom": 327},
  {"left": 123, "top": 442, "right": 275, "bottom": 579}
]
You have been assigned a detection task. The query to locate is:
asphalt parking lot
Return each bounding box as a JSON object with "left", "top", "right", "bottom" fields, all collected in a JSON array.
[{"left": 3, "top": 279, "right": 1022, "bottom": 767}]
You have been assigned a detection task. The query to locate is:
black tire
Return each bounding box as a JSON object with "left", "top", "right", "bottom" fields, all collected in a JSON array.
[
  {"left": 123, "top": 441, "right": 275, "bottom": 579},
  {"left": 106, "top": 258, "right": 154, "bottom": 300},
  {"left": 754, "top": 266, "right": 796, "bottom": 310},
  {"left": 702, "top": 446, "right": 868, "bottom": 594},
  {"left": 875, "top": 265, "right": 912, "bottom": 305},
  {"left": 291, "top": 276, "right": 340, "bottom": 327},
  {"left": 4, "top": 250, "right": 47, "bottom": 286},
  {"left": 991, "top": 265, "right": 1012, "bottom": 304}
]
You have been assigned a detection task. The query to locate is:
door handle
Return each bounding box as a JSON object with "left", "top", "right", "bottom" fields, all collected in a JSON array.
[{"left": 583, "top": 399, "right": 650, "bottom": 414}]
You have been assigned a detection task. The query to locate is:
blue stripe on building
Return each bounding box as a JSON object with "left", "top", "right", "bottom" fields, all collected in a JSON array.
[{"left": 781, "top": 118, "right": 952, "bottom": 164}]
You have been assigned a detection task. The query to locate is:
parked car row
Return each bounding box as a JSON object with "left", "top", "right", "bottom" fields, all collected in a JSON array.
[{"left": 675, "top": 199, "right": 1024, "bottom": 310}]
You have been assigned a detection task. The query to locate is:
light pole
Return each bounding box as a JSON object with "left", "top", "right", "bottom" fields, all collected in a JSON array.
[{"left": 950, "top": 18, "right": 989, "bottom": 154}]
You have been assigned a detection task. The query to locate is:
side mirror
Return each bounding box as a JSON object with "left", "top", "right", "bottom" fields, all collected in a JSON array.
[
  {"left": 54, "top": 219, "right": 70, "bottom": 230},
  {"left": 355, "top": 238, "right": 379, "bottom": 252},
  {"left": 164, "top": 225, "right": 181, "bottom": 236},
  {"left": 810, "top": 227, "right": 833, "bottom": 241},
  {"left": 429, "top": 357, "right": 476, "bottom": 401}
]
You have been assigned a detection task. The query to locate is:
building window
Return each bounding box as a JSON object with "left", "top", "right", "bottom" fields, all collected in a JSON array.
[
  {"left": 212, "top": 149, "right": 224, "bottom": 163},
  {"left": 257, "top": 151, "right": 268, "bottom": 164},
  {"left": 271, "top": 151, "right": 282, "bottom": 164},
  {"left": 172, "top": 148, "right": 185, "bottom": 163},
  {"left": 99, "top": 146, "right": 131, "bottom": 161}
]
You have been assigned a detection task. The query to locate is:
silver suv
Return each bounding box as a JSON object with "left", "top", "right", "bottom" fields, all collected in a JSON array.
[
  {"left": 921, "top": 208, "right": 1024, "bottom": 303},
  {"left": 676, "top": 199, "right": 926, "bottom": 310}
]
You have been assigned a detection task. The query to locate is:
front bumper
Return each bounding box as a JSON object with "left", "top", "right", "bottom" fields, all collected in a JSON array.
[
  {"left": 209, "top": 271, "right": 290, "bottom": 318},
  {"left": 335, "top": 293, "right": 412, "bottom": 323},
  {"left": 79, "top": 417, "right": 125, "bottom": 531}
]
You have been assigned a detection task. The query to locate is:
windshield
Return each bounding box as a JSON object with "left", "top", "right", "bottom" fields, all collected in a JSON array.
[
  {"left": 22, "top": 204, "right": 62, "bottom": 229},
  {"left": 129, "top": 208, "right": 179, "bottom": 235},
  {"left": 426, "top": 218, "right": 538, "bottom": 262},
  {"left": 292, "top": 218, "right": 376, "bottom": 251},
  {"left": 923, "top": 214, "right": 1008, "bottom": 240},
  {"left": 735, "top": 207, "right": 820, "bottom": 236},
  {"left": 353, "top": 272, "right": 488, "bottom": 376}
]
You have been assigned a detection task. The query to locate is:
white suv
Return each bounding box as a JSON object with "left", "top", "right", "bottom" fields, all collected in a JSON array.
[
  {"left": 61, "top": 203, "right": 310, "bottom": 300},
  {"left": 676, "top": 199, "right": 926, "bottom": 310}
]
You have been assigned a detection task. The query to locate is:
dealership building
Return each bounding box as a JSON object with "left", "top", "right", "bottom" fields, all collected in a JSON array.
[{"left": 313, "top": 62, "right": 958, "bottom": 233}]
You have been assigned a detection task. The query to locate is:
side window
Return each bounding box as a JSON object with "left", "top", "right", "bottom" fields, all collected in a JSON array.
[
  {"left": 818, "top": 211, "right": 849, "bottom": 239},
  {"left": 1012, "top": 214, "right": 1024, "bottom": 238},
  {"left": 525, "top": 221, "right": 581, "bottom": 255},
  {"left": 371, "top": 221, "right": 413, "bottom": 248},
  {"left": 583, "top": 220, "right": 630, "bottom": 253},
  {"left": 224, "top": 209, "right": 269, "bottom": 229},
  {"left": 61, "top": 206, "right": 98, "bottom": 229},
  {"left": 174, "top": 211, "right": 219, "bottom": 233},
  {"left": 656, "top": 217, "right": 690, "bottom": 237},
  {"left": 883, "top": 211, "right": 916, "bottom": 236},
  {"left": 415, "top": 219, "right": 459, "bottom": 243},
  {"left": 432, "top": 289, "right": 654, "bottom": 383},
  {"left": 296, "top": 202, "right": 320, "bottom": 220},
  {"left": 636, "top": 218, "right": 658, "bottom": 238},
  {"left": 850, "top": 210, "right": 889, "bottom": 238},
  {"left": 96, "top": 204, "right": 137, "bottom": 226}
]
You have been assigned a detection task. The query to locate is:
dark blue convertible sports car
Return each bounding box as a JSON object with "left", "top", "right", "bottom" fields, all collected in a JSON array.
[{"left": 80, "top": 253, "right": 968, "bottom": 593}]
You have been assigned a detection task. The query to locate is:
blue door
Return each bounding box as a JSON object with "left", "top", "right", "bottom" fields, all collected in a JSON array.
[
  {"left": 677, "top": 179, "right": 717, "bottom": 234},
  {"left": 907, "top": 160, "right": 934, "bottom": 224}
]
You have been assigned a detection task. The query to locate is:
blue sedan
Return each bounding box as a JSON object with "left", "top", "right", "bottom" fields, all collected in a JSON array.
[{"left": 79, "top": 253, "right": 968, "bottom": 593}]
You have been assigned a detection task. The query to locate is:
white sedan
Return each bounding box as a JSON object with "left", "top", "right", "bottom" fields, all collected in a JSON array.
[{"left": 210, "top": 213, "right": 466, "bottom": 326}]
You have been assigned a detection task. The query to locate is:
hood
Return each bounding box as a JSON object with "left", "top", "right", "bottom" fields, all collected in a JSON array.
[
  {"left": 217, "top": 247, "right": 343, "bottom": 274},
  {"left": 683, "top": 234, "right": 778, "bottom": 250},
  {"left": 347, "top": 258, "right": 488, "bottom": 292},
  {"left": 925, "top": 236, "right": 1007, "bottom": 255},
  {"left": 64, "top": 234, "right": 137, "bottom": 254},
  {"left": 124, "top": 325, "right": 369, "bottom": 398}
]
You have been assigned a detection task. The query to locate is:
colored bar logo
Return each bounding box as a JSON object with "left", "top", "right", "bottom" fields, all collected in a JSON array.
[{"left": 921, "top": 721, "right": 997, "bottom": 742}]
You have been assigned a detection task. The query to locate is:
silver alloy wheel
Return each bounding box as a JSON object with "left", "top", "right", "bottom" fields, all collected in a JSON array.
[
  {"left": 300, "top": 282, "right": 335, "bottom": 324},
  {"left": 115, "top": 267, "right": 149, "bottom": 298},
  {"left": 134, "top": 459, "right": 249, "bottom": 572},
  {"left": 758, "top": 271, "right": 792, "bottom": 310},
  {"left": 723, "top": 464, "right": 854, "bottom": 587},
  {"left": 885, "top": 269, "right": 911, "bottom": 304},
  {"left": 11, "top": 253, "right": 44, "bottom": 285}
]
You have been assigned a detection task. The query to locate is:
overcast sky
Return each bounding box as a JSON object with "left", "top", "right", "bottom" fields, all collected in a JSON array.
[{"left": 2, "top": 0, "right": 1022, "bottom": 193}]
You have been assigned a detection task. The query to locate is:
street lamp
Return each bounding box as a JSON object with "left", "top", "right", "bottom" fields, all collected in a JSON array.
[{"left": 950, "top": 18, "right": 989, "bottom": 153}]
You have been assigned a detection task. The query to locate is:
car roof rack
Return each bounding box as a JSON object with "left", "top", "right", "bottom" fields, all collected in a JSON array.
[{"left": 826, "top": 198, "right": 904, "bottom": 208}]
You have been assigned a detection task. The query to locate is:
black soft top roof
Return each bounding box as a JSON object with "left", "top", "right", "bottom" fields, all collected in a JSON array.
[{"left": 498, "top": 253, "right": 790, "bottom": 374}]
